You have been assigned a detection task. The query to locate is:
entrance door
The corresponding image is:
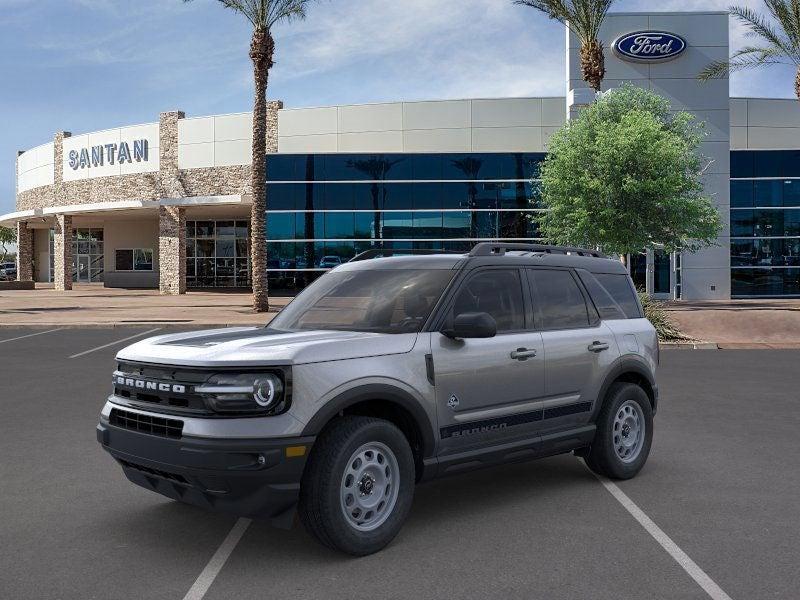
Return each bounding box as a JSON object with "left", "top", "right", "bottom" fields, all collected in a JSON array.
[
  {"left": 77, "top": 255, "right": 90, "bottom": 282},
  {"left": 652, "top": 249, "right": 672, "bottom": 299}
]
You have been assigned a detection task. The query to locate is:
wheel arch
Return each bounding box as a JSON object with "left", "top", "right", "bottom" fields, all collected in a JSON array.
[
  {"left": 594, "top": 358, "right": 658, "bottom": 419},
  {"left": 302, "top": 384, "right": 435, "bottom": 481}
]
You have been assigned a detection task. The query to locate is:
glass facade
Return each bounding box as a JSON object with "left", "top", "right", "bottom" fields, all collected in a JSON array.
[
  {"left": 731, "top": 151, "right": 800, "bottom": 296},
  {"left": 186, "top": 220, "right": 251, "bottom": 288},
  {"left": 264, "top": 153, "right": 545, "bottom": 290}
]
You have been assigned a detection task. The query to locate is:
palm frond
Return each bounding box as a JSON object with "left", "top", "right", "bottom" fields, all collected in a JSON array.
[
  {"left": 515, "top": 0, "right": 615, "bottom": 43},
  {"left": 730, "top": 5, "right": 800, "bottom": 64},
  {"left": 764, "top": 0, "right": 800, "bottom": 46}
]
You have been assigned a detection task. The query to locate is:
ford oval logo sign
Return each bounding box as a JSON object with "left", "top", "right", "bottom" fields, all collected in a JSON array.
[{"left": 613, "top": 31, "right": 687, "bottom": 62}]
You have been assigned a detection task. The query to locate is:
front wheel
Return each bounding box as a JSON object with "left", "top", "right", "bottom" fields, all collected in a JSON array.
[
  {"left": 298, "top": 416, "right": 415, "bottom": 555},
  {"left": 584, "top": 382, "right": 653, "bottom": 479}
]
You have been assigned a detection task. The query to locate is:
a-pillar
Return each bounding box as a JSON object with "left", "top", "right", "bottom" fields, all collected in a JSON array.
[
  {"left": 158, "top": 205, "right": 186, "bottom": 295},
  {"left": 53, "top": 214, "right": 73, "bottom": 291},
  {"left": 16, "top": 221, "right": 33, "bottom": 282}
]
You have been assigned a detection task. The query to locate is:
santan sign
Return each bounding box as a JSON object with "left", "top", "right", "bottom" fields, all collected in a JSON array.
[
  {"left": 67, "top": 139, "right": 149, "bottom": 170},
  {"left": 613, "top": 31, "right": 687, "bottom": 62}
]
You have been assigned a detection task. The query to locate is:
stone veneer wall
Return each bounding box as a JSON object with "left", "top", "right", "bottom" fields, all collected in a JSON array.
[
  {"left": 15, "top": 221, "right": 33, "bottom": 281},
  {"left": 158, "top": 205, "right": 186, "bottom": 295},
  {"left": 53, "top": 214, "right": 73, "bottom": 291}
]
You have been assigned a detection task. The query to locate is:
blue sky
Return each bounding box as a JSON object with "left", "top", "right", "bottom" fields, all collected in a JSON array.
[{"left": 1, "top": 0, "right": 797, "bottom": 215}]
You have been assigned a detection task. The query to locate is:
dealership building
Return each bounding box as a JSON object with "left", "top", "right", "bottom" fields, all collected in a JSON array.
[{"left": 4, "top": 10, "right": 800, "bottom": 300}]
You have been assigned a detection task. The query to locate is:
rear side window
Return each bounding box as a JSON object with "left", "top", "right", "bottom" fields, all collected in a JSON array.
[
  {"left": 577, "top": 270, "right": 627, "bottom": 320},
  {"left": 593, "top": 273, "right": 642, "bottom": 319},
  {"left": 528, "top": 269, "right": 590, "bottom": 329}
]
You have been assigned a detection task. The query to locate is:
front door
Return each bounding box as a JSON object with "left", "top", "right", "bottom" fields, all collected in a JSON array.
[
  {"left": 77, "top": 255, "right": 90, "bottom": 282},
  {"left": 432, "top": 267, "right": 545, "bottom": 454}
]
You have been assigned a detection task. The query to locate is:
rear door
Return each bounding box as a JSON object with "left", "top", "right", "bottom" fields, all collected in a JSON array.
[
  {"left": 526, "top": 268, "right": 620, "bottom": 433},
  {"left": 432, "top": 267, "right": 545, "bottom": 454}
]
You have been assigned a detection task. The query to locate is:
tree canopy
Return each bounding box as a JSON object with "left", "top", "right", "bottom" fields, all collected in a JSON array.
[
  {"left": 537, "top": 84, "right": 722, "bottom": 256},
  {"left": 0, "top": 226, "right": 15, "bottom": 262}
]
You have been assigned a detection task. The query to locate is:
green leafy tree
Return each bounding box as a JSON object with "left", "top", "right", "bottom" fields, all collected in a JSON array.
[
  {"left": 514, "top": 0, "right": 615, "bottom": 91},
  {"left": 537, "top": 84, "right": 722, "bottom": 259},
  {"left": 184, "top": 0, "right": 315, "bottom": 311},
  {"left": 0, "top": 226, "right": 15, "bottom": 263},
  {"left": 699, "top": 2, "right": 800, "bottom": 100}
]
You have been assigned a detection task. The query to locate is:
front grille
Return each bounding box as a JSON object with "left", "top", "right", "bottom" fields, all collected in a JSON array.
[
  {"left": 118, "top": 459, "right": 188, "bottom": 484},
  {"left": 113, "top": 362, "right": 212, "bottom": 415},
  {"left": 109, "top": 408, "right": 184, "bottom": 439}
]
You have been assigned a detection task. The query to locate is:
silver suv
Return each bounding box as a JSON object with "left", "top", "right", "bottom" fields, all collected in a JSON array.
[{"left": 97, "top": 243, "right": 658, "bottom": 555}]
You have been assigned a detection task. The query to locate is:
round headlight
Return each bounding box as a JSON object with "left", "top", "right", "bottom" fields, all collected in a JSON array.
[{"left": 253, "top": 375, "right": 283, "bottom": 408}]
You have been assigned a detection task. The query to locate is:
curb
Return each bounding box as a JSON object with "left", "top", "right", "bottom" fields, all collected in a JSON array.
[{"left": 660, "top": 341, "right": 719, "bottom": 350}]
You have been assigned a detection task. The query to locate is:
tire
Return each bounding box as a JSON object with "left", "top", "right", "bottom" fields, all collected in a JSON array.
[
  {"left": 298, "top": 415, "right": 415, "bottom": 556},
  {"left": 584, "top": 382, "right": 653, "bottom": 480}
]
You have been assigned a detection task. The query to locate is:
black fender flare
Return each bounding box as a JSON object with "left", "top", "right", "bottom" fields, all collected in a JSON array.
[
  {"left": 592, "top": 356, "right": 658, "bottom": 419},
  {"left": 301, "top": 383, "right": 436, "bottom": 458}
]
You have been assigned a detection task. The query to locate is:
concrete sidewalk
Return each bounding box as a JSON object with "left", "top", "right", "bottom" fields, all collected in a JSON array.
[
  {"left": 665, "top": 299, "right": 800, "bottom": 348},
  {"left": 0, "top": 284, "right": 286, "bottom": 327}
]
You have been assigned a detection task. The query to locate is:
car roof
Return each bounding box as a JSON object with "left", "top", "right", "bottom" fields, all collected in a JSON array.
[{"left": 337, "top": 250, "right": 628, "bottom": 275}]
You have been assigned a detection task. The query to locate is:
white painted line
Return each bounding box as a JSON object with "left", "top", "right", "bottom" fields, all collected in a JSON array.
[
  {"left": 68, "top": 328, "right": 161, "bottom": 359},
  {"left": 592, "top": 471, "right": 734, "bottom": 600},
  {"left": 0, "top": 328, "right": 63, "bottom": 345},
  {"left": 182, "top": 518, "right": 252, "bottom": 600}
]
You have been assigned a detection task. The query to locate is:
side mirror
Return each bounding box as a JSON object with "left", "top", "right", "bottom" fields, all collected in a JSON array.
[{"left": 442, "top": 312, "right": 497, "bottom": 339}]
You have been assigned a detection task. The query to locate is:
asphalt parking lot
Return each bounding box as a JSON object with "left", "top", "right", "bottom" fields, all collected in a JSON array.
[{"left": 1, "top": 327, "right": 799, "bottom": 600}]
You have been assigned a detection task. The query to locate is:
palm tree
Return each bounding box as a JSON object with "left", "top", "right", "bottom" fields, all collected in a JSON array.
[
  {"left": 185, "top": 0, "right": 314, "bottom": 312},
  {"left": 514, "top": 0, "right": 615, "bottom": 92},
  {"left": 699, "top": 2, "right": 800, "bottom": 101}
]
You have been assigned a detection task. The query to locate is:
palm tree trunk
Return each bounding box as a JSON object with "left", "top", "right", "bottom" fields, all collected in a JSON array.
[
  {"left": 580, "top": 40, "right": 605, "bottom": 92},
  {"left": 796, "top": 67, "right": 800, "bottom": 102},
  {"left": 250, "top": 29, "right": 274, "bottom": 312}
]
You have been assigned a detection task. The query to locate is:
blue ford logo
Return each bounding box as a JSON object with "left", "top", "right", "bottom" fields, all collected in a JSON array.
[{"left": 613, "top": 31, "right": 686, "bottom": 62}]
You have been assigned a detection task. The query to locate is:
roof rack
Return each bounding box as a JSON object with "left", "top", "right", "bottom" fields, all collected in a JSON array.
[
  {"left": 468, "top": 242, "right": 607, "bottom": 259},
  {"left": 349, "top": 248, "right": 461, "bottom": 262}
]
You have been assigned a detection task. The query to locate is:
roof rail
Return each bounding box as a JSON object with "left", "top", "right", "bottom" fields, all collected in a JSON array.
[
  {"left": 349, "top": 248, "right": 461, "bottom": 262},
  {"left": 468, "top": 242, "right": 607, "bottom": 259}
]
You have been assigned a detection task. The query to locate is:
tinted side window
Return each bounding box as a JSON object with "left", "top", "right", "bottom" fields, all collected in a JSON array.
[
  {"left": 450, "top": 269, "right": 525, "bottom": 332},
  {"left": 577, "top": 270, "right": 627, "bottom": 320},
  {"left": 593, "top": 273, "right": 642, "bottom": 318},
  {"left": 529, "top": 269, "right": 590, "bottom": 329}
]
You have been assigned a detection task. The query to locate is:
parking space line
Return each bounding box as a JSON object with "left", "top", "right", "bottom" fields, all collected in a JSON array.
[
  {"left": 68, "top": 328, "right": 162, "bottom": 359},
  {"left": 182, "top": 518, "right": 252, "bottom": 600},
  {"left": 592, "top": 472, "right": 733, "bottom": 600},
  {"left": 0, "top": 329, "right": 63, "bottom": 345}
]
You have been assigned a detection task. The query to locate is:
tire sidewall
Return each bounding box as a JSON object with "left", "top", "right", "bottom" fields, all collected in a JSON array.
[
  {"left": 597, "top": 384, "right": 654, "bottom": 479},
  {"left": 320, "top": 419, "right": 415, "bottom": 554}
]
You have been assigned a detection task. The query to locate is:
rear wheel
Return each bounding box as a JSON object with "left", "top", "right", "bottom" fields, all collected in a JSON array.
[
  {"left": 584, "top": 382, "right": 653, "bottom": 479},
  {"left": 298, "top": 416, "right": 415, "bottom": 555}
]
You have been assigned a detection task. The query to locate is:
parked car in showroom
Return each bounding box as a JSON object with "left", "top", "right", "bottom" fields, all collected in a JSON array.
[
  {"left": 0, "top": 262, "right": 16, "bottom": 280},
  {"left": 97, "top": 243, "right": 658, "bottom": 555},
  {"left": 318, "top": 255, "right": 343, "bottom": 268}
]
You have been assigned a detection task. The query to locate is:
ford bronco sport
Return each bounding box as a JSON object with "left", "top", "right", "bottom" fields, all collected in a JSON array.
[{"left": 97, "top": 243, "right": 658, "bottom": 555}]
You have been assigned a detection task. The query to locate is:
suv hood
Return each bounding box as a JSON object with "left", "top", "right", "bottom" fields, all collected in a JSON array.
[{"left": 115, "top": 327, "right": 418, "bottom": 367}]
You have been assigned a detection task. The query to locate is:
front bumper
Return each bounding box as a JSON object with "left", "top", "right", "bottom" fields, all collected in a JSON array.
[{"left": 97, "top": 421, "right": 314, "bottom": 526}]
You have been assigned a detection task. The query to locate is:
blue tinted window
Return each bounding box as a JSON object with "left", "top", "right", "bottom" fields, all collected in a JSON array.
[
  {"left": 754, "top": 151, "right": 783, "bottom": 177},
  {"left": 267, "top": 184, "right": 298, "bottom": 210},
  {"left": 324, "top": 183, "right": 353, "bottom": 210},
  {"left": 443, "top": 212, "right": 471, "bottom": 237},
  {"left": 730, "top": 181, "right": 753, "bottom": 208},
  {"left": 412, "top": 155, "right": 442, "bottom": 180},
  {"left": 783, "top": 180, "right": 800, "bottom": 207},
  {"left": 732, "top": 268, "right": 800, "bottom": 296},
  {"left": 266, "top": 155, "right": 296, "bottom": 181},
  {"left": 730, "top": 210, "right": 753, "bottom": 237},
  {"left": 411, "top": 182, "right": 442, "bottom": 209},
  {"left": 353, "top": 183, "right": 379, "bottom": 210},
  {"left": 382, "top": 212, "right": 413, "bottom": 237},
  {"left": 784, "top": 209, "right": 800, "bottom": 235},
  {"left": 382, "top": 183, "right": 413, "bottom": 210},
  {"left": 325, "top": 213, "right": 355, "bottom": 239},
  {"left": 754, "top": 180, "right": 783, "bottom": 207},
  {"left": 730, "top": 151, "right": 754, "bottom": 178},
  {"left": 266, "top": 213, "right": 295, "bottom": 240},
  {"left": 413, "top": 212, "right": 443, "bottom": 237},
  {"left": 355, "top": 213, "right": 377, "bottom": 239},
  {"left": 294, "top": 212, "right": 323, "bottom": 240},
  {"left": 445, "top": 155, "right": 485, "bottom": 180},
  {"left": 441, "top": 183, "right": 470, "bottom": 209}
]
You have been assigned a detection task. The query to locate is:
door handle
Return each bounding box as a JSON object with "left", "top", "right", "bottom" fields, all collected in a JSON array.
[
  {"left": 588, "top": 341, "right": 610, "bottom": 352},
  {"left": 510, "top": 348, "right": 537, "bottom": 361}
]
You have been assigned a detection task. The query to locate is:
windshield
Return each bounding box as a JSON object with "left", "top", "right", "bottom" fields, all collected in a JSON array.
[{"left": 269, "top": 269, "right": 455, "bottom": 334}]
